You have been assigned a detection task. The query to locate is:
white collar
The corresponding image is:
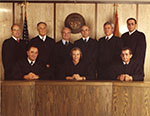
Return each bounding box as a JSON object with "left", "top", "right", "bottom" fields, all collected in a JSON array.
[
  {"left": 27, "top": 58, "right": 36, "bottom": 65},
  {"left": 12, "top": 36, "right": 20, "bottom": 41},
  {"left": 82, "top": 36, "right": 90, "bottom": 42},
  {"left": 123, "top": 61, "right": 130, "bottom": 65},
  {"left": 39, "top": 35, "right": 46, "bottom": 41},
  {"left": 105, "top": 34, "right": 113, "bottom": 40},
  {"left": 129, "top": 30, "right": 136, "bottom": 35},
  {"left": 62, "top": 39, "right": 69, "bottom": 45}
]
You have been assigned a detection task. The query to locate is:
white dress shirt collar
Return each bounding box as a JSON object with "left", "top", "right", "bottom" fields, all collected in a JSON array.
[
  {"left": 12, "top": 36, "right": 20, "bottom": 41},
  {"left": 123, "top": 61, "right": 130, "bottom": 65},
  {"left": 39, "top": 35, "right": 46, "bottom": 41},
  {"left": 82, "top": 36, "right": 90, "bottom": 42},
  {"left": 27, "top": 58, "right": 36, "bottom": 66},
  {"left": 105, "top": 34, "right": 113, "bottom": 40},
  {"left": 62, "top": 39, "right": 69, "bottom": 45},
  {"left": 129, "top": 29, "right": 136, "bottom": 35}
]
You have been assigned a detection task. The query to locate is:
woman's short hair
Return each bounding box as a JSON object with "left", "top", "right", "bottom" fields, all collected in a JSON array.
[{"left": 70, "top": 47, "right": 83, "bottom": 58}]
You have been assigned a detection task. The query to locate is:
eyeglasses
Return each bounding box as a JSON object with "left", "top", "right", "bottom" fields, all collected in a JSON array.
[{"left": 127, "top": 23, "right": 136, "bottom": 26}]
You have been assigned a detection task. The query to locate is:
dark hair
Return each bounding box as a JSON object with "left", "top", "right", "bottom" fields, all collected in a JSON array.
[
  {"left": 80, "top": 25, "right": 90, "bottom": 31},
  {"left": 27, "top": 45, "right": 39, "bottom": 51},
  {"left": 127, "top": 18, "right": 137, "bottom": 24},
  {"left": 121, "top": 47, "right": 132, "bottom": 54},
  {"left": 70, "top": 47, "right": 83, "bottom": 58},
  {"left": 37, "top": 22, "right": 47, "bottom": 27},
  {"left": 11, "top": 24, "right": 20, "bottom": 30},
  {"left": 103, "top": 21, "right": 113, "bottom": 28}
]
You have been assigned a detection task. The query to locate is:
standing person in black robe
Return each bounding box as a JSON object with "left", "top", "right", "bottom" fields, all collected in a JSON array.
[
  {"left": 29, "top": 22, "right": 55, "bottom": 79},
  {"left": 2, "top": 24, "right": 26, "bottom": 80},
  {"left": 121, "top": 18, "right": 146, "bottom": 76},
  {"left": 12, "top": 45, "right": 52, "bottom": 80},
  {"left": 55, "top": 27, "right": 73, "bottom": 79},
  {"left": 109, "top": 47, "right": 144, "bottom": 81},
  {"left": 74, "top": 25, "right": 97, "bottom": 79},
  {"left": 97, "top": 22, "right": 122, "bottom": 80},
  {"left": 59, "top": 47, "right": 93, "bottom": 80}
]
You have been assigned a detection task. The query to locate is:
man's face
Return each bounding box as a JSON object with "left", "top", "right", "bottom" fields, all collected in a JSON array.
[
  {"left": 37, "top": 23, "right": 47, "bottom": 37},
  {"left": 81, "top": 26, "right": 90, "bottom": 38},
  {"left": 121, "top": 49, "right": 132, "bottom": 63},
  {"left": 72, "top": 50, "right": 81, "bottom": 63},
  {"left": 104, "top": 24, "right": 113, "bottom": 36},
  {"left": 62, "top": 28, "right": 71, "bottom": 41},
  {"left": 27, "top": 47, "right": 39, "bottom": 61},
  {"left": 11, "top": 25, "right": 21, "bottom": 39},
  {"left": 127, "top": 19, "right": 137, "bottom": 32}
]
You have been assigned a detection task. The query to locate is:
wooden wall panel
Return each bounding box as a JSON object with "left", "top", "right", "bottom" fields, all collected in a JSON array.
[
  {"left": 113, "top": 82, "right": 150, "bottom": 116},
  {"left": 117, "top": 4, "right": 137, "bottom": 35},
  {"left": 96, "top": 4, "right": 114, "bottom": 39},
  {"left": 0, "top": 3, "right": 13, "bottom": 80},
  {"left": 138, "top": 4, "right": 150, "bottom": 81},
  {"left": 56, "top": 3, "right": 96, "bottom": 42},
  {"left": 2, "top": 81, "right": 150, "bottom": 116},
  {"left": 97, "top": 4, "right": 136, "bottom": 39},
  {"left": 2, "top": 81, "right": 35, "bottom": 116},
  {"left": 35, "top": 81, "right": 112, "bottom": 116},
  {"left": 14, "top": 3, "right": 54, "bottom": 40}
]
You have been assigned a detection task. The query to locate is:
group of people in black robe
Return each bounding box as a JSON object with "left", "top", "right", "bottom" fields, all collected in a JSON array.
[{"left": 2, "top": 17, "right": 146, "bottom": 81}]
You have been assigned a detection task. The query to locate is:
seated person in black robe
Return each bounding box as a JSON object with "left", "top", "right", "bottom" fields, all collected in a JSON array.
[
  {"left": 12, "top": 45, "right": 53, "bottom": 80},
  {"left": 110, "top": 47, "right": 144, "bottom": 81},
  {"left": 59, "top": 47, "right": 93, "bottom": 80}
]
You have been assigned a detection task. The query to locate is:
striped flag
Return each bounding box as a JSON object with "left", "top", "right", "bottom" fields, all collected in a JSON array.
[
  {"left": 113, "top": 10, "right": 120, "bottom": 37},
  {"left": 22, "top": 12, "right": 29, "bottom": 44}
]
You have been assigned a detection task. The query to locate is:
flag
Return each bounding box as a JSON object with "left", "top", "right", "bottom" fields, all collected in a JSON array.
[
  {"left": 113, "top": 10, "right": 120, "bottom": 37},
  {"left": 22, "top": 12, "right": 29, "bottom": 44}
]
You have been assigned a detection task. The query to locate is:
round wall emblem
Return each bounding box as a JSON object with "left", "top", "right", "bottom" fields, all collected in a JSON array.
[{"left": 65, "top": 13, "right": 86, "bottom": 34}]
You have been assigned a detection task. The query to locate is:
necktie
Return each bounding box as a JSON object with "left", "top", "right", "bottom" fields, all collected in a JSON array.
[
  {"left": 65, "top": 41, "right": 69, "bottom": 46},
  {"left": 17, "top": 39, "right": 20, "bottom": 43},
  {"left": 84, "top": 39, "right": 87, "bottom": 43},
  {"left": 30, "top": 61, "right": 33, "bottom": 66},
  {"left": 106, "top": 37, "right": 109, "bottom": 41}
]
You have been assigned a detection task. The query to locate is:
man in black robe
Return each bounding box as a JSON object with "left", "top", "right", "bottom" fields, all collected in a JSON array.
[
  {"left": 110, "top": 47, "right": 144, "bottom": 81},
  {"left": 29, "top": 22, "right": 55, "bottom": 71},
  {"left": 97, "top": 22, "right": 122, "bottom": 80},
  {"left": 74, "top": 25, "right": 97, "bottom": 79},
  {"left": 55, "top": 27, "right": 73, "bottom": 77},
  {"left": 12, "top": 45, "right": 52, "bottom": 80},
  {"left": 2, "top": 24, "right": 26, "bottom": 80},
  {"left": 121, "top": 18, "right": 146, "bottom": 75}
]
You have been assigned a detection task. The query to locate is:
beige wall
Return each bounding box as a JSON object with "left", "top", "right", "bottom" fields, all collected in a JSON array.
[
  {"left": 0, "top": 2, "right": 149, "bottom": 80},
  {"left": 56, "top": 3, "right": 96, "bottom": 42},
  {"left": 0, "top": 3, "right": 13, "bottom": 80},
  {"left": 14, "top": 3, "right": 54, "bottom": 39}
]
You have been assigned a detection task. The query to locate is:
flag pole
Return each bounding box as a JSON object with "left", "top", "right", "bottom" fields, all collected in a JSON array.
[{"left": 113, "top": 4, "right": 120, "bottom": 37}]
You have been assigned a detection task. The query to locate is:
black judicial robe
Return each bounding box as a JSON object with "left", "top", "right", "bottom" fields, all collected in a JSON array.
[
  {"left": 121, "top": 30, "right": 146, "bottom": 69},
  {"left": 109, "top": 60, "right": 144, "bottom": 81},
  {"left": 12, "top": 59, "right": 53, "bottom": 80},
  {"left": 55, "top": 40, "right": 73, "bottom": 67},
  {"left": 97, "top": 35, "right": 122, "bottom": 80},
  {"left": 55, "top": 40, "right": 73, "bottom": 79},
  {"left": 74, "top": 38, "right": 97, "bottom": 79},
  {"left": 59, "top": 60, "right": 94, "bottom": 80},
  {"left": 2, "top": 37, "right": 26, "bottom": 80},
  {"left": 29, "top": 36, "right": 56, "bottom": 67}
]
